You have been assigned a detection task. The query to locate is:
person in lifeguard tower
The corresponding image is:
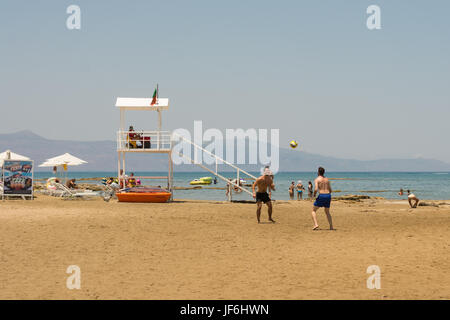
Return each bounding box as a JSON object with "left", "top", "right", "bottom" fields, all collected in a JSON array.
[
  {"left": 128, "top": 125, "right": 144, "bottom": 149},
  {"left": 128, "top": 126, "right": 137, "bottom": 148}
]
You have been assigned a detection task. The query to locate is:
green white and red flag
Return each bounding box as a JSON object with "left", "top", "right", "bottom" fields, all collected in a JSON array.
[{"left": 151, "top": 84, "right": 158, "bottom": 105}]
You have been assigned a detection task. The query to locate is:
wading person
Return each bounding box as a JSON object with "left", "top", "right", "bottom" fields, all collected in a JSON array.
[
  {"left": 289, "top": 181, "right": 295, "bottom": 200},
  {"left": 252, "top": 168, "right": 276, "bottom": 223},
  {"left": 296, "top": 180, "right": 305, "bottom": 200},
  {"left": 308, "top": 181, "right": 313, "bottom": 199},
  {"left": 311, "top": 167, "right": 334, "bottom": 230}
]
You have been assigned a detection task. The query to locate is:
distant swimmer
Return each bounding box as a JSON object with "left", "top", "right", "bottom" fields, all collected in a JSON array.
[
  {"left": 399, "top": 188, "right": 419, "bottom": 208},
  {"left": 296, "top": 180, "right": 305, "bottom": 200},
  {"left": 289, "top": 181, "right": 295, "bottom": 200},
  {"left": 311, "top": 167, "right": 335, "bottom": 230},
  {"left": 252, "top": 168, "right": 276, "bottom": 223}
]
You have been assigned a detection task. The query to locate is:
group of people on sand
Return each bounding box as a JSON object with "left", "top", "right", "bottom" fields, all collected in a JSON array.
[
  {"left": 289, "top": 180, "right": 313, "bottom": 200},
  {"left": 252, "top": 166, "right": 334, "bottom": 230},
  {"left": 115, "top": 170, "right": 141, "bottom": 188},
  {"left": 252, "top": 166, "right": 422, "bottom": 229}
]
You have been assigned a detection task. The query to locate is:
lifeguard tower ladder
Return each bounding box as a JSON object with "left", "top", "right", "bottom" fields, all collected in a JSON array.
[
  {"left": 116, "top": 97, "right": 174, "bottom": 198},
  {"left": 116, "top": 96, "right": 258, "bottom": 201}
]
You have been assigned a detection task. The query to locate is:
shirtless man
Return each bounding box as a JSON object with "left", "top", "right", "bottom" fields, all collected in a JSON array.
[
  {"left": 252, "top": 168, "right": 276, "bottom": 223},
  {"left": 311, "top": 167, "right": 334, "bottom": 230}
]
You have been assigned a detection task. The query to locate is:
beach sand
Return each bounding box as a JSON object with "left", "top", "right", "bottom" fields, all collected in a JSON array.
[{"left": 0, "top": 195, "right": 449, "bottom": 299}]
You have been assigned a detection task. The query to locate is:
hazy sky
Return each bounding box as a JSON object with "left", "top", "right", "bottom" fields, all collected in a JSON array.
[{"left": 1, "top": 0, "right": 449, "bottom": 162}]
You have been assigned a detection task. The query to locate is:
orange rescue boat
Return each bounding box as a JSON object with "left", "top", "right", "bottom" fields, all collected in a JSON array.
[{"left": 117, "top": 187, "right": 171, "bottom": 203}]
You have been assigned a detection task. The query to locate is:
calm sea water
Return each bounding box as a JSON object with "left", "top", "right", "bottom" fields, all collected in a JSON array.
[{"left": 34, "top": 171, "right": 450, "bottom": 200}]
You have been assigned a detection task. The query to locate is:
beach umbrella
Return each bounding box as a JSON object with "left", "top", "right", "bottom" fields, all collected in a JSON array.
[
  {"left": 0, "top": 150, "right": 30, "bottom": 167},
  {"left": 39, "top": 153, "right": 87, "bottom": 182},
  {"left": 39, "top": 153, "right": 87, "bottom": 168}
]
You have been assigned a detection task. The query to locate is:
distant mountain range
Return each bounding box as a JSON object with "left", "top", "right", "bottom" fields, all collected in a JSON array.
[{"left": 1, "top": 130, "right": 450, "bottom": 172}]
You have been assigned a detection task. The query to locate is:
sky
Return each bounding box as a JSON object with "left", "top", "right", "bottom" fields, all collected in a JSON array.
[{"left": 1, "top": 0, "right": 449, "bottom": 162}]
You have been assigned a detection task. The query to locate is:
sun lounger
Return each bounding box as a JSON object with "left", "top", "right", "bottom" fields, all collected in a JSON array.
[
  {"left": 54, "top": 183, "right": 99, "bottom": 199},
  {"left": 101, "top": 184, "right": 118, "bottom": 202}
]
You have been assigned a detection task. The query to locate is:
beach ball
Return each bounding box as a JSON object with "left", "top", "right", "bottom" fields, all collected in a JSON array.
[{"left": 289, "top": 140, "right": 298, "bottom": 149}]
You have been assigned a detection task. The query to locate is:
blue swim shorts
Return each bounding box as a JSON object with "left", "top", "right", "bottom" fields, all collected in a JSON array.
[{"left": 314, "top": 193, "right": 331, "bottom": 208}]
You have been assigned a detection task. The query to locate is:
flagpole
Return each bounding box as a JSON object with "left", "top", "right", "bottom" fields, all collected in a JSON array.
[{"left": 156, "top": 83, "right": 161, "bottom": 148}]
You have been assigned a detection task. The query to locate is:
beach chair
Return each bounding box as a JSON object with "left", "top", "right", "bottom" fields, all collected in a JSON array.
[
  {"left": 43, "top": 177, "right": 63, "bottom": 196},
  {"left": 54, "top": 182, "right": 98, "bottom": 200},
  {"left": 101, "top": 184, "right": 118, "bottom": 202},
  {"left": 43, "top": 188, "right": 64, "bottom": 197}
]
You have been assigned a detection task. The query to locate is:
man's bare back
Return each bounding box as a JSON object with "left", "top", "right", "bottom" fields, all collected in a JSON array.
[
  {"left": 314, "top": 176, "right": 332, "bottom": 196},
  {"left": 311, "top": 167, "right": 334, "bottom": 230}
]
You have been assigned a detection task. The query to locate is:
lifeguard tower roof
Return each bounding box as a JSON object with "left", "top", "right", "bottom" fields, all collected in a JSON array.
[{"left": 115, "top": 97, "right": 169, "bottom": 110}]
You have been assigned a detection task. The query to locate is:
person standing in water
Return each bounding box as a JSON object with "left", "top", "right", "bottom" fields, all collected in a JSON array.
[
  {"left": 308, "top": 181, "right": 314, "bottom": 199},
  {"left": 311, "top": 167, "right": 334, "bottom": 230},
  {"left": 289, "top": 181, "right": 295, "bottom": 200},
  {"left": 296, "top": 180, "right": 305, "bottom": 200},
  {"left": 252, "top": 168, "right": 276, "bottom": 223}
]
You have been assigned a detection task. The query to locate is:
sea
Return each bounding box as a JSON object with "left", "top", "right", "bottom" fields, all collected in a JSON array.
[{"left": 33, "top": 171, "right": 450, "bottom": 201}]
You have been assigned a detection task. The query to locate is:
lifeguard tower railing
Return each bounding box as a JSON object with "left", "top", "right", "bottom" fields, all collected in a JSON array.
[
  {"left": 116, "top": 130, "right": 257, "bottom": 200},
  {"left": 117, "top": 130, "right": 172, "bottom": 152}
]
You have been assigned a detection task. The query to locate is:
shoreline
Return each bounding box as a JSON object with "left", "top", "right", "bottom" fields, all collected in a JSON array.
[
  {"left": 29, "top": 182, "right": 450, "bottom": 202},
  {"left": 30, "top": 171, "right": 450, "bottom": 201}
]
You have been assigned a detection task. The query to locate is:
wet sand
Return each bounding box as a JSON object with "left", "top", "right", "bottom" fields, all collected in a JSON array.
[{"left": 0, "top": 195, "right": 449, "bottom": 299}]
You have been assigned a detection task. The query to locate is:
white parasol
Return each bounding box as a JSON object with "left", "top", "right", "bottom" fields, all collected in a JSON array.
[
  {"left": 0, "top": 150, "right": 31, "bottom": 167},
  {"left": 39, "top": 153, "right": 87, "bottom": 168}
]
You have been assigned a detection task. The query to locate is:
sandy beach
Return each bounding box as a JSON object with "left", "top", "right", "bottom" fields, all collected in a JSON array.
[{"left": 0, "top": 195, "right": 449, "bottom": 300}]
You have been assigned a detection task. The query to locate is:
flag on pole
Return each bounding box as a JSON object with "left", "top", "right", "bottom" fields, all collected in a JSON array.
[{"left": 151, "top": 84, "right": 158, "bottom": 105}]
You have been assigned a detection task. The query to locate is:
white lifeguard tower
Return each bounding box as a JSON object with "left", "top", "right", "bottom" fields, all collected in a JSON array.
[
  {"left": 115, "top": 94, "right": 259, "bottom": 202},
  {"left": 116, "top": 97, "right": 174, "bottom": 198}
]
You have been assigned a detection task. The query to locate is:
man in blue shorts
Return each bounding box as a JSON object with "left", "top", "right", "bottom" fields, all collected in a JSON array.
[{"left": 311, "top": 167, "right": 335, "bottom": 230}]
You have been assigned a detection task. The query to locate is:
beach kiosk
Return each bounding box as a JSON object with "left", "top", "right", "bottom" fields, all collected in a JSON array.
[
  {"left": 116, "top": 97, "right": 174, "bottom": 201},
  {"left": 0, "top": 150, "right": 34, "bottom": 200}
]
